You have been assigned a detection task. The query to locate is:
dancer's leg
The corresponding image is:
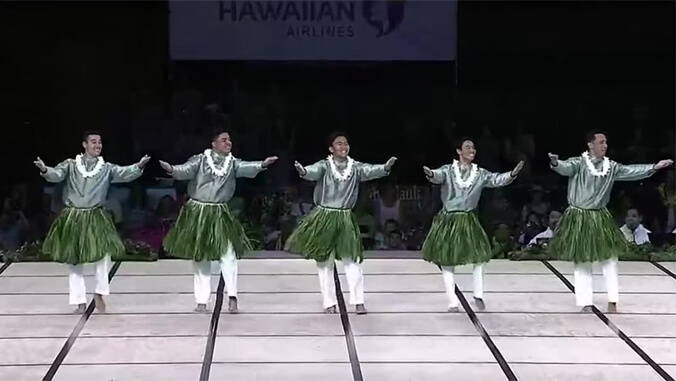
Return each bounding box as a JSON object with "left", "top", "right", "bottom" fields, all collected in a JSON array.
[
  {"left": 601, "top": 256, "right": 619, "bottom": 312},
  {"left": 316, "top": 254, "right": 337, "bottom": 312},
  {"left": 193, "top": 260, "right": 212, "bottom": 312},
  {"left": 68, "top": 263, "right": 87, "bottom": 313},
  {"left": 219, "top": 242, "right": 239, "bottom": 312},
  {"left": 441, "top": 266, "right": 460, "bottom": 311},
  {"left": 472, "top": 264, "right": 486, "bottom": 310},
  {"left": 93, "top": 255, "right": 111, "bottom": 312},
  {"left": 574, "top": 262, "right": 594, "bottom": 311},
  {"left": 342, "top": 256, "right": 366, "bottom": 314}
]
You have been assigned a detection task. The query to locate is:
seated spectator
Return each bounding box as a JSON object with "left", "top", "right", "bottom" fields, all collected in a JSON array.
[
  {"left": 620, "top": 208, "right": 651, "bottom": 245},
  {"left": 375, "top": 218, "right": 400, "bottom": 250},
  {"left": 521, "top": 185, "right": 549, "bottom": 223},
  {"left": 519, "top": 211, "right": 544, "bottom": 247},
  {"left": 492, "top": 222, "right": 514, "bottom": 258},
  {"left": 528, "top": 210, "right": 562, "bottom": 246},
  {"left": 386, "top": 229, "right": 407, "bottom": 250}
]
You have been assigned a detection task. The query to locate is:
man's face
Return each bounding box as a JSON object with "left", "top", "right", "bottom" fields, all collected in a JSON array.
[
  {"left": 587, "top": 133, "right": 608, "bottom": 158},
  {"left": 456, "top": 140, "right": 476, "bottom": 162},
  {"left": 82, "top": 134, "right": 102, "bottom": 157},
  {"left": 212, "top": 133, "right": 232, "bottom": 154},
  {"left": 384, "top": 221, "right": 397, "bottom": 233},
  {"left": 329, "top": 136, "right": 350, "bottom": 158},
  {"left": 548, "top": 211, "right": 562, "bottom": 230},
  {"left": 625, "top": 209, "right": 641, "bottom": 230},
  {"left": 388, "top": 231, "right": 402, "bottom": 247}
]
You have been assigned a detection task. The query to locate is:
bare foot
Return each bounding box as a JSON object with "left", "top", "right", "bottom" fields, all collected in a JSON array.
[
  {"left": 324, "top": 305, "right": 337, "bottom": 314},
  {"left": 581, "top": 305, "right": 594, "bottom": 313},
  {"left": 607, "top": 302, "right": 617, "bottom": 313},
  {"left": 355, "top": 304, "right": 368, "bottom": 315},
  {"left": 474, "top": 297, "right": 485, "bottom": 311},
  {"left": 74, "top": 303, "right": 86, "bottom": 314},
  {"left": 194, "top": 304, "right": 208, "bottom": 313},
  {"left": 228, "top": 297, "right": 238, "bottom": 313},
  {"left": 447, "top": 306, "right": 460, "bottom": 313},
  {"left": 94, "top": 294, "right": 106, "bottom": 313}
]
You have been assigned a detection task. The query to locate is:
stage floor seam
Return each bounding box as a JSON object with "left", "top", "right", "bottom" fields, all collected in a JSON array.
[{"left": 0, "top": 258, "right": 674, "bottom": 381}]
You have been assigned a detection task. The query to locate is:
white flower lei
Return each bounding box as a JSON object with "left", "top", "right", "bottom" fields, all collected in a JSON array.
[
  {"left": 205, "top": 149, "right": 233, "bottom": 177},
  {"left": 327, "top": 155, "right": 354, "bottom": 181},
  {"left": 451, "top": 160, "right": 479, "bottom": 189},
  {"left": 582, "top": 151, "right": 610, "bottom": 177},
  {"left": 75, "top": 154, "right": 105, "bottom": 178}
]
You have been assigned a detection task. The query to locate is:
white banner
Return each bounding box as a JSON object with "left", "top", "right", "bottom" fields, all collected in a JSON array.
[{"left": 169, "top": 0, "right": 457, "bottom": 61}]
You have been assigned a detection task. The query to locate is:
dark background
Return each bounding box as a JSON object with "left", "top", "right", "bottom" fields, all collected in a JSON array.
[{"left": 1, "top": 1, "right": 673, "bottom": 182}]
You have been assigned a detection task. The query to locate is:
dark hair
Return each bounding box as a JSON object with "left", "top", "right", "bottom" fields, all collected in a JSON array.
[
  {"left": 384, "top": 218, "right": 399, "bottom": 227},
  {"left": 626, "top": 207, "right": 641, "bottom": 216},
  {"left": 209, "top": 129, "right": 229, "bottom": 142},
  {"left": 585, "top": 129, "right": 606, "bottom": 143},
  {"left": 327, "top": 131, "right": 348, "bottom": 147},
  {"left": 82, "top": 131, "right": 102, "bottom": 142},
  {"left": 454, "top": 136, "right": 474, "bottom": 151}
]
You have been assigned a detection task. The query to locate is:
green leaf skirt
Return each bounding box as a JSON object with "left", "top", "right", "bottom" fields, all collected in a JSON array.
[
  {"left": 43, "top": 207, "right": 125, "bottom": 265},
  {"left": 549, "top": 207, "right": 629, "bottom": 263},
  {"left": 285, "top": 206, "right": 363, "bottom": 263},
  {"left": 163, "top": 199, "right": 253, "bottom": 261},
  {"left": 422, "top": 210, "right": 493, "bottom": 267}
]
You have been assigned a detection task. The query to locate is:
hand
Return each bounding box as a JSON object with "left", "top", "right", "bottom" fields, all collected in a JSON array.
[
  {"left": 547, "top": 152, "right": 558, "bottom": 165},
  {"left": 423, "top": 166, "right": 433, "bottom": 177},
  {"left": 384, "top": 157, "right": 397, "bottom": 171},
  {"left": 33, "top": 157, "right": 46, "bottom": 172},
  {"left": 654, "top": 159, "right": 674, "bottom": 170},
  {"left": 294, "top": 161, "right": 307, "bottom": 176},
  {"left": 137, "top": 155, "right": 151, "bottom": 168},
  {"left": 159, "top": 160, "right": 173, "bottom": 173},
  {"left": 262, "top": 156, "right": 279, "bottom": 168},
  {"left": 511, "top": 160, "right": 525, "bottom": 177}
]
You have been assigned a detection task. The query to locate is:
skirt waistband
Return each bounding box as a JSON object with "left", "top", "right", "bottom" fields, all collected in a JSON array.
[
  {"left": 187, "top": 199, "right": 227, "bottom": 206},
  {"left": 64, "top": 205, "right": 102, "bottom": 211},
  {"left": 317, "top": 205, "right": 351, "bottom": 212}
]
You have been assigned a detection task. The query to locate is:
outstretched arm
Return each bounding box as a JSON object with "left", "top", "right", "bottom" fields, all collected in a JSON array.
[
  {"left": 110, "top": 155, "right": 149, "bottom": 183},
  {"left": 39, "top": 159, "right": 70, "bottom": 183},
  {"left": 235, "top": 160, "right": 263, "bottom": 178},
  {"left": 485, "top": 161, "right": 523, "bottom": 188},
  {"left": 549, "top": 153, "right": 579, "bottom": 176},
  {"left": 614, "top": 163, "right": 657, "bottom": 182},
  {"left": 359, "top": 157, "right": 396, "bottom": 182},
  {"left": 161, "top": 155, "right": 201, "bottom": 181},
  {"left": 295, "top": 160, "right": 325, "bottom": 181},
  {"left": 110, "top": 163, "right": 143, "bottom": 183},
  {"left": 484, "top": 171, "right": 516, "bottom": 188},
  {"left": 236, "top": 156, "right": 277, "bottom": 178},
  {"left": 423, "top": 166, "right": 446, "bottom": 184},
  {"left": 615, "top": 159, "right": 672, "bottom": 181}
]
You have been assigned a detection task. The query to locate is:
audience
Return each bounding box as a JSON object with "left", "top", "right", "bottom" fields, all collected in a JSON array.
[{"left": 620, "top": 208, "right": 651, "bottom": 245}]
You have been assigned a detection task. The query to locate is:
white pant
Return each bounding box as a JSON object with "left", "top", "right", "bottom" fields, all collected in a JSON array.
[
  {"left": 68, "top": 255, "right": 111, "bottom": 305},
  {"left": 193, "top": 242, "right": 237, "bottom": 304},
  {"left": 574, "top": 257, "right": 619, "bottom": 306},
  {"left": 441, "top": 264, "right": 484, "bottom": 308},
  {"left": 317, "top": 254, "right": 364, "bottom": 309}
]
